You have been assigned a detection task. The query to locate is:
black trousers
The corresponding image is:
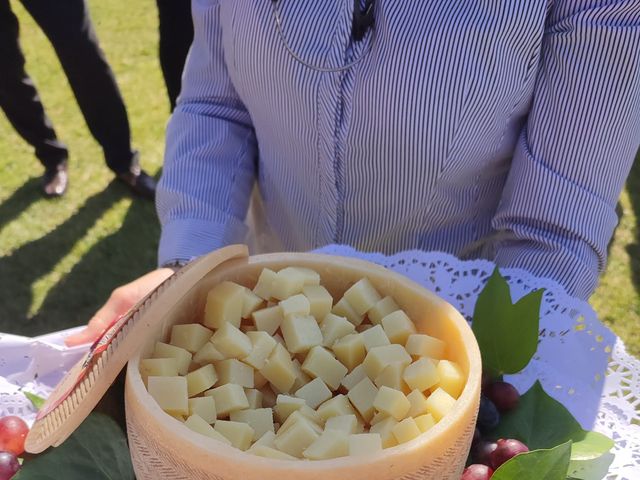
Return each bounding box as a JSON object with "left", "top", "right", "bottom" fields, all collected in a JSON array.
[
  {"left": 156, "top": 0, "right": 193, "bottom": 111},
  {"left": 0, "top": 0, "right": 134, "bottom": 173}
]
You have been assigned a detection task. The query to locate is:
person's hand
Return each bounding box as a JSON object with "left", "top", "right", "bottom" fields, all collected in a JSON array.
[{"left": 64, "top": 268, "right": 175, "bottom": 347}]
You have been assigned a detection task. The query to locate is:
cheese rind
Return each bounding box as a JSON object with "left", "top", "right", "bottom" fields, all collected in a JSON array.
[
  {"left": 302, "top": 346, "right": 348, "bottom": 390},
  {"left": 381, "top": 310, "right": 417, "bottom": 345},
  {"left": 205, "top": 383, "right": 249, "bottom": 416},
  {"left": 184, "top": 414, "right": 231, "bottom": 445},
  {"left": 214, "top": 420, "right": 255, "bottom": 451},
  {"left": 373, "top": 386, "right": 411, "bottom": 421},
  {"left": 320, "top": 314, "right": 356, "bottom": 348},
  {"left": 147, "top": 376, "right": 188, "bottom": 416},
  {"left": 368, "top": 296, "right": 400, "bottom": 325},
  {"left": 348, "top": 433, "right": 382, "bottom": 456},
  {"left": 405, "top": 334, "right": 446, "bottom": 359},
  {"left": 204, "top": 281, "right": 246, "bottom": 329},
  {"left": 215, "top": 359, "right": 254, "bottom": 388},
  {"left": 333, "top": 333, "right": 366, "bottom": 371},
  {"left": 170, "top": 323, "right": 213, "bottom": 353},
  {"left": 343, "top": 278, "right": 382, "bottom": 316},
  {"left": 186, "top": 364, "right": 219, "bottom": 397},
  {"left": 152, "top": 342, "right": 192, "bottom": 376},
  {"left": 281, "top": 314, "right": 323, "bottom": 354},
  {"left": 403, "top": 358, "right": 440, "bottom": 392},
  {"left": 303, "top": 285, "right": 333, "bottom": 321},
  {"left": 210, "top": 322, "right": 252, "bottom": 359},
  {"left": 295, "top": 377, "right": 332, "bottom": 409}
]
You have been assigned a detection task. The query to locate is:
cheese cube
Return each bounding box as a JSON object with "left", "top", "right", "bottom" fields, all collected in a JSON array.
[
  {"left": 245, "top": 388, "right": 263, "bottom": 409},
  {"left": 295, "top": 377, "right": 332, "bottom": 409},
  {"left": 373, "top": 386, "right": 411, "bottom": 421},
  {"left": 253, "top": 431, "right": 277, "bottom": 448},
  {"left": 303, "top": 430, "right": 349, "bottom": 460},
  {"left": 303, "top": 285, "right": 333, "bottom": 321},
  {"left": 291, "top": 359, "right": 312, "bottom": 391},
  {"left": 407, "top": 389, "right": 430, "bottom": 418},
  {"left": 343, "top": 278, "right": 382, "bottom": 316},
  {"left": 275, "top": 415, "right": 321, "bottom": 458},
  {"left": 363, "top": 344, "right": 412, "bottom": 379},
  {"left": 349, "top": 433, "right": 382, "bottom": 456},
  {"left": 274, "top": 395, "right": 306, "bottom": 423},
  {"left": 140, "top": 358, "right": 178, "bottom": 382},
  {"left": 414, "top": 413, "right": 435, "bottom": 432},
  {"left": 298, "top": 405, "right": 324, "bottom": 426},
  {"left": 148, "top": 376, "right": 188, "bottom": 416},
  {"left": 186, "top": 364, "right": 219, "bottom": 397},
  {"left": 242, "top": 288, "right": 265, "bottom": 318},
  {"left": 320, "top": 314, "right": 356, "bottom": 348},
  {"left": 193, "top": 342, "right": 226, "bottom": 365},
  {"left": 425, "top": 387, "right": 457, "bottom": 421},
  {"left": 403, "top": 358, "right": 440, "bottom": 391},
  {"left": 280, "top": 294, "right": 311, "bottom": 318},
  {"left": 210, "top": 322, "right": 252, "bottom": 359},
  {"left": 250, "top": 445, "right": 297, "bottom": 460},
  {"left": 317, "top": 394, "right": 356, "bottom": 421},
  {"left": 214, "top": 420, "right": 255, "bottom": 450},
  {"left": 242, "top": 331, "right": 277, "bottom": 370},
  {"left": 347, "top": 377, "right": 378, "bottom": 422},
  {"left": 281, "top": 314, "right": 323, "bottom": 354},
  {"left": 188, "top": 396, "right": 217, "bottom": 424},
  {"left": 253, "top": 268, "right": 278, "bottom": 300},
  {"left": 230, "top": 408, "right": 275, "bottom": 440},
  {"left": 374, "top": 362, "right": 409, "bottom": 392},
  {"left": 254, "top": 370, "right": 268, "bottom": 389},
  {"left": 184, "top": 414, "right": 231, "bottom": 445},
  {"left": 260, "top": 343, "right": 296, "bottom": 393},
  {"left": 205, "top": 383, "right": 249, "bottom": 416},
  {"left": 360, "top": 325, "right": 390, "bottom": 351},
  {"left": 278, "top": 410, "right": 323, "bottom": 436},
  {"left": 272, "top": 267, "right": 307, "bottom": 300},
  {"left": 252, "top": 305, "right": 284, "bottom": 336},
  {"left": 370, "top": 411, "right": 388, "bottom": 425},
  {"left": 332, "top": 333, "right": 366, "bottom": 371},
  {"left": 369, "top": 417, "right": 399, "bottom": 448},
  {"left": 381, "top": 310, "right": 416, "bottom": 344},
  {"left": 392, "top": 417, "right": 422, "bottom": 444},
  {"left": 332, "top": 298, "right": 364, "bottom": 326},
  {"left": 152, "top": 342, "right": 192, "bottom": 375},
  {"left": 325, "top": 414, "right": 359, "bottom": 435},
  {"left": 368, "top": 296, "right": 401, "bottom": 325},
  {"left": 405, "top": 334, "right": 446, "bottom": 359},
  {"left": 170, "top": 324, "right": 213, "bottom": 353},
  {"left": 341, "top": 364, "right": 367, "bottom": 391},
  {"left": 302, "top": 346, "right": 348, "bottom": 390},
  {"left": 289, "top": 267, "right": 321, "bottom": 286},
  {"left": 204, "top": 281, "right": 246, "bottom": 329},
  {"left": 436, "top": 360, "right": 465, "bottom": 398},
  {"left": 215, "top": 359, "right": 254, "bottom": 388},
  {"left": 273, "top": 333, "right": 286, "bottom": 347}
]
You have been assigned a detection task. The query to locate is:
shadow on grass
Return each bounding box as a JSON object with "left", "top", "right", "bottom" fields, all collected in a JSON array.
[
  {"left": 0, "top": 180, "right": 159, "bottom": 336},
  {"left": 627, "top": 151, "right": 640, "bottom": 294},
  {"left": 0, "top": 177, "right": 41, "bottom": 229}
]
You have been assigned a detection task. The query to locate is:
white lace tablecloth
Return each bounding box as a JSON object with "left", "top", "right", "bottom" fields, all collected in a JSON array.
[{"left": 0, "top": 247, "right": 638, "bottom": 478}]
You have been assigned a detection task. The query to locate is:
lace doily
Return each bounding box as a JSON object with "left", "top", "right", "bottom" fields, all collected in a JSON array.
[{"left": 0, "top": 247, "right": 638, "bottom": 478}]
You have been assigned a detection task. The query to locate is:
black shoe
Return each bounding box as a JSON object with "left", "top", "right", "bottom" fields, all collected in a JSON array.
[
  {"left": 118, "top": 169, "right": 156, "bottom": 200},
  {"left": 42, "top": 161, "right": 68, "bottom": 197}
]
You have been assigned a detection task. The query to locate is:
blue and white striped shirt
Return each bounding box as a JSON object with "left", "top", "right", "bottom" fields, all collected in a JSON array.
[{"left": 157, "top": 0, "right": 640, "bottom": 299}]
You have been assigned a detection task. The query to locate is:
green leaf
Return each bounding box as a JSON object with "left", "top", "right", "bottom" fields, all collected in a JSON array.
[
  {"left": 491, "top": 441, "right": 572, "bottom": 480},
  {"left": 15, "top": 413, "right": 134, "bottom": 480},
  {"left": 571, "top": 432, "right": 614, "bottom": 461},
  {"left": 472, "top": 268, "right": 544, "bottom": 376},
  {"left": 23, "top": 391, "right": 46, "bottom": 410},
  {"left": 568, "top": 452, "right": 615, "bottom": 480}
]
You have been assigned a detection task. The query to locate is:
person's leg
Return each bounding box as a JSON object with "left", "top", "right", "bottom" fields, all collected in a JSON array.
[
  {"left": 0, "top": 0, "right": 68, "bottom": 171},
  {"left": 20, "top": 0, "right": 135, "bottom": 174},
  {"left": 156, "top": 0, "right": 193, "bottom": 111}
]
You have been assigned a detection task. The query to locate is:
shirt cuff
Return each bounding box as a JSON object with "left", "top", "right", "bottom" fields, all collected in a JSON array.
[{"left": 158, "top": 217, "right": 248, "bottom": 268}]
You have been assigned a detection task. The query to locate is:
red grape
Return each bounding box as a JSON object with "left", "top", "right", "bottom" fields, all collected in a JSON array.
[
  {"left": 0, "top": 451, "right": 20, "bottom": 480},
  {"left": 490, "top": 438, "right": 529, "bottom": 469},
  {"left": 461, "top": 464, "right": 494, "bottom": 480},
  {"left": 472, "top": 440, "right": 497, "bottom": 467},
  {"left": 485, "top": 382, "right": 520, "bottom": 412},
  {"left": 0, "top": 417, "right": 29, "bottom": 456}
]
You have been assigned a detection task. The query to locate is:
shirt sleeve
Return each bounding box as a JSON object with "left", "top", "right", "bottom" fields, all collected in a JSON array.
[
  {"left": 489, "top": 0, "right": 640, "bottom": 299},
  {"left": 156, "top": 0, "right": 257, "bottom": 267}
]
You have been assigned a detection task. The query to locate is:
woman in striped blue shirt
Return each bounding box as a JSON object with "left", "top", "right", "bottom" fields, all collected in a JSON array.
[{"left": 68, "top": 0, "right": 640, "bottom": 346}]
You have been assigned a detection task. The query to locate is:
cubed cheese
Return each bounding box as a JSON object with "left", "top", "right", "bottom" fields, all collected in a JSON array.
[
  {"left": 274, "top": 416, "right": 320, "bottom": 458},
  {"left": 332, "top": 298, "right": 364, "bottom": 326},
  {"left": 245, "top": 388, "right": 263, "bottom": 409},
  {"left": 343, "top": 278, "right": 382, "bottom": 316},
  {"left": 346, "top": 377, "right": 378, "bottom": 422},
  {"left": 251, "top": 305, "right": 284, "bottom": 336},
  {"left": 147, "top": 376, "right": 188, "bottom": 416},
  {"left": 302, "top": 346, "right": 348, "bottom": 390},
  {"left": 272, "top": 267, "right": 307, "bottom": 300},
  {"left": 215, "top": 359, "right": 254, "bottom": 388},
  {"left": 188, "top": 396, "right": 217, "bottom": 424},
  {"left": 369, "top": 416, "right": 398, "bottom": 448},
  {"left": 254, "top": 370, "right": 268, "bottom": 389},
  {"left": 381, "top": 310, "right": 416, "bottom": 345},
  {"left": 360, "top": 325, "right": 390, "bottom": 352},
  {"left": 303, "top": 430, "right": 349, "bottom": 460},
  {"left": 405, "top": 334, "right": 446, "bottom": 359},
  {"left": 320, "top": 314, "right": 356, "bottom": 348},
  {"left": 139, "top": 358, "right": 178, "bottom": 382},
  {"left": 332, "top": 333, "right": 366, "bottom": 371},
  {"left": 406, "top": 389, "right": 430, "bottom": 418},
  {"left": 204, "top": 281, "right": 246, "bottom": 329},
  {"left": 281, "top": 314, "right": 323, "bottom": 354},
  {"left": 425, "top": 387, "right": 456, "bottom": 421},
  {"left": 374, "top": 362, "right": 409, "bottom": 393},
  {"left": 291, "top": 358, "right": 312, "bottom": 391},
  {"left": 341, "top": 364, "right": 367, "bottom": 391},
  {"left": 260, "top": 343, "right": 296, "bottom": 393},
  {"left": 295, "top": 377, "right": 332, "bottom": 409},
  {"left": 274, "top": 395, "right": 306, "bottom": 423},
  {"left": 210, "top": 322, "right": 252, "bottom": 359},
  {"left": 325, "top": 414, "right": 359, "bottom": 435},
  {"left": 250, "top": 445, "right": 297, "bottom": 460},
  {"left": 186, "top": 364, "right": 219, "bottom": 397},
  {"left": 373, "top": 386, "right": 410, "bottom": 421},
  {"left": 193, "top": 342, "right": 226, "bottom": 365},
  {"left": 436, "top": 360, "right": 465, "bottom": 398},
  {"left": 184, "top": 415, "right": 231, "bottom": 445},
  {"left": 362, "top": 344, "right": 411, "bottom": 380},
  {"left": 170, "top": 323, "right": 213, "bottom": 353},
  {"left": 349, "top": 433, "right": 382, "bottom": 456},
  {"left": 317, "top": 394, "right": 356, "bottom": 421},
  {"left": 214, "top": 420, "right": 255, "bottom": 450},
  {"left": 253, "top": 268, "right": 278, "bottom": 300},
  {"left": 414, "top": 413, "right": 435, "bottom": 433},
  {"left": 403, "top": 358, "right": 440, "bottom": 391},
  {"left": 392, "top": 417, "right": 422, "bottom": 444},
  {"left": 230, "top": 408, "right": 275, "bottom": 441},
  {"left": 303, "top": 285, "right": 333, "bottom": 321},
  {"left": 242, "top": 288, "right": 265, "bottom": 318},
  {"left": 252, "top": 431, "right": 277, "bottom": 448},
  {"left": 370, "top": 411, "right": 388, "bottom": 426},
  {"left": 242, "top": 331, "right": 277, "bottom": 370},
  {"left": 279, "top": 294, "right": 311, "bottom": 318},
  {"left": 205, "top": 383, "right": 249, "bottom": 416},
  {"left": 152, "top": 342, "right": 192, "bottom": 376},
  {"left": 289, "top": 267, "right": 321, "bottom": 286},
  {"left": 368, "top": 296, "right": 400, "bottom": 325}
]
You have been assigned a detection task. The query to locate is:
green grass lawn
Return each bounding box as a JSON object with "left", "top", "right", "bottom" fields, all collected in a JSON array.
[{"left": 0, "top": 0, "right": 638, "bottom": 356}]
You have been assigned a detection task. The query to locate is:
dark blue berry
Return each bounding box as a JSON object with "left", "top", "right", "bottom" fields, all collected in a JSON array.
[{"left": 477, "top": 395, "right": 500, "bottom": 431}]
